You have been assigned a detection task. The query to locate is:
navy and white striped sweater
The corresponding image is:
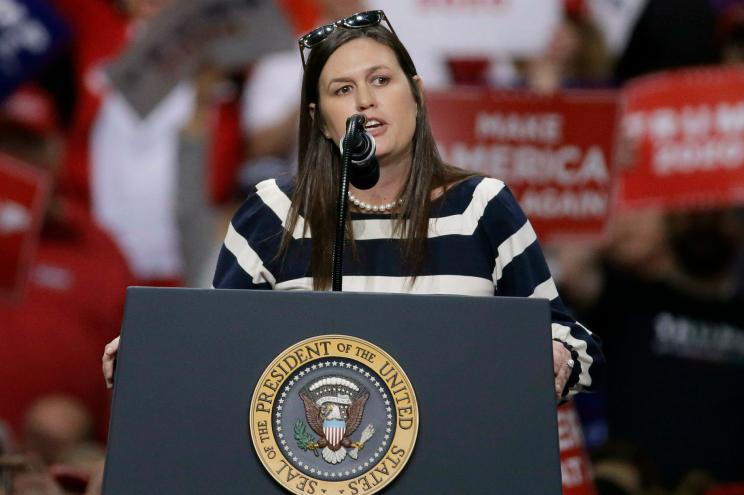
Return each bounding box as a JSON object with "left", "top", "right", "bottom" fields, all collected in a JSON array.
[{"left": 213, "top": 175, "right": 604, "bottom": 398}]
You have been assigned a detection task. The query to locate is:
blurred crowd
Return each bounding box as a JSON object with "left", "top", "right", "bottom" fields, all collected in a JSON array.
[{"left": 1, "top": 0, "right": 744, "bottom": 494}]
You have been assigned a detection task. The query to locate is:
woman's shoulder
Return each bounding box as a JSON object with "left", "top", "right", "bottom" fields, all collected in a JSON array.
[
  {"left": 254, "top": 176, "right": 296, "bottom": 199},
  {"left": 435, "top": 173, "right": 526, "bottom": 222},
  {"left": 443, "top": 175, "right": 510, "bottom": 204},
  {"left": 230, "top": 177, "right": 296, "bottom": 230}
]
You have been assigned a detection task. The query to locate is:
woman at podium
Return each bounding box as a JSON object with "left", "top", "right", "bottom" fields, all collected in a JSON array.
[{"left": 104, "top": 10, "right": 604, "bottom": 401}]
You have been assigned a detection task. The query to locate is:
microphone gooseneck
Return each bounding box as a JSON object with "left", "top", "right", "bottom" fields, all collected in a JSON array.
[{"left": 332, "top": 115, "right": 382, "bottom": 291}]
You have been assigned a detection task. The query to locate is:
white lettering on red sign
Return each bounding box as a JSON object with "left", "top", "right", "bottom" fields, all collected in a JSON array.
[
  {"left": 520, "top": 189, "right": 608, "bottom": 219},
  {"left": 0, "top": 200, "right": 31, "bottom": 234},
  {"left": 445, "top": 143, "right": 609, "bottom": 186},
  {"left": 557, "top": 404, "right": 593, "bottom": 492},
  {"left": 475, "top": 112, "right": 563, "bottom": 144},
  {"left": 653, "top": 137, "right": 744, "bottom": 175},
  {"left": 561, "top": 456, "right": 587, "bottom": 487},
  {"left": 625, "top": 100, "right": 744, "bottom": 139},
  {"left": 624, "top": 100, "right": 744, "bottom": 176},
  {"left": 557, "top": 406, "right": 582, "bottom": 451}
]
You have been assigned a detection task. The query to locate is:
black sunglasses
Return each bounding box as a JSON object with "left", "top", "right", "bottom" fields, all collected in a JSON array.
[{"left": 297, "top": 10, "right": 397, "bottom": 69}]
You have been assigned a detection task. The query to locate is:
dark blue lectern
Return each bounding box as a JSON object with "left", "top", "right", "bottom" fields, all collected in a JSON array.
[{"left": 103, "top": 288, "right": 562, "bottom": 494}]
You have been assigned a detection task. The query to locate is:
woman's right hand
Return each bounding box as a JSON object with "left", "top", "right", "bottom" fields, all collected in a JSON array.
[{"left": 102, "top": 336, "right": 120, "bottom": 389}]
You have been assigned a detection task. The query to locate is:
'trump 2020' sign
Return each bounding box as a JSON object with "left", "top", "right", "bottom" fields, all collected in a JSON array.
[{"left": 618, "top": 67, "right": 744, "bottom": 210}]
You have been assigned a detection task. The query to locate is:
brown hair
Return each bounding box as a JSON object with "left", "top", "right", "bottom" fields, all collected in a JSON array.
[
  {"left": 281, "top": 25, "right": 473, "bottom": 290},
  {"left": 566, "top": 17, "right": 613, "bottom": 81}
]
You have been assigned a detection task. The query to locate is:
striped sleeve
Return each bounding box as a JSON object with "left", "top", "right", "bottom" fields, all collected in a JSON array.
[
  {"left": 212, "top": 181, "right": 283, "bottom": 290},
  {"left": 482, "top": 182, "right": 605, "bottom": 399}
]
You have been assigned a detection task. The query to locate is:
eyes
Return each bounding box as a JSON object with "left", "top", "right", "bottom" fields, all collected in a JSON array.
[
  {"left": 371, "top": 75, "right": 390, "bottom": 86},
  {"left": 333, "top": 75, "right": 390, "bottom": 96},
  {"left": 335, "top": 85, "right": 353, "bottom": 96}
]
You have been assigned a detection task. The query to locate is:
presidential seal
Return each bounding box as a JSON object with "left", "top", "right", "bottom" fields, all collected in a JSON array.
[{"left": 250, "top": 335, "right": 418, "bottom": 495}]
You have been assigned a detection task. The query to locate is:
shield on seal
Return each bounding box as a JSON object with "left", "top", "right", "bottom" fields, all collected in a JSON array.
[{"left": 323, "top": 419, "right": 346, "bottom": 447}]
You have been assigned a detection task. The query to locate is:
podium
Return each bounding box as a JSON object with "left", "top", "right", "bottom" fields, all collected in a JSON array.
[{"left": 103, "top": 287, "right": 563, "bottom": 494}]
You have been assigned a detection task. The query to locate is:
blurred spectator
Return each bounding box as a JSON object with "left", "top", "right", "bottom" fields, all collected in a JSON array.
[
  {"left": 239, "top": 50, "right": 300, "bottom": 191},
  {"left": 0, "top": 401, "right": 101, "bottom": 494},
  {"left": 615, "top": 0, "right": 719, "bottom": 83},
  {"left": 22, "top": 395, "right": 95, "bottom": 466},
  {"left": 592, "top": 440, "right": 665, "bottom": 494},
  {"left": 675, "top": 472, "right": 720, "bottom": 495},
  {"left": 176, "top": 66, "right": 242, "bottom": 287},
  {"left": 0, "top": 422, "right": 10, "bottom": 456},
  {"left": 520, "top": 8, "right": 614, "bottom": 93},
  {"left": 0, "top": 443, "right": 103, "bottom": 495},
  {"left": 606, "top": 208, "right": 675, "bottom": 277},
  {"left": 48, "top": 0, "right": 244, "bottom": 286},
  {"left": 717, "top": 2, "right": 744, "bottom": 63},
  {"left": 560, "top": 207, "right": 744, "bottom": 487},
  {"left": 9, "top": 464, "right": 64, "bottom": 495},
  {"left": 51, "top": 441, "right": 105, "bottom": 495},
  {"left": 583, "top": 0, "right": 648, "bottom": 57},
  {"left": 0, "top": 86, "right": 133, "bottom": 445}
]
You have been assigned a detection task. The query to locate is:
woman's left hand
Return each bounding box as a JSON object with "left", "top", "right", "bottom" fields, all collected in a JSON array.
[{"left": 552, "top": 341, "right": 574, "bottom": 400}]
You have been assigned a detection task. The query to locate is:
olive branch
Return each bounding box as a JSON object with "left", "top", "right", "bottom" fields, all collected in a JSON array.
[{"left": 294, "top": 421, "right": 319, "bottom": 455}]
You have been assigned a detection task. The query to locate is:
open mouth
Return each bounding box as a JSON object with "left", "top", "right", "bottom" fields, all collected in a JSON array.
[{"left": 364, "top": 119, "right": 384, "bottom": 130}]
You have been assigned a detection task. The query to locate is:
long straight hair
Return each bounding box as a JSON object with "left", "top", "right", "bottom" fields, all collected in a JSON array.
[{"left": 280, "top": 25, "right": 474, "bottom": 290}]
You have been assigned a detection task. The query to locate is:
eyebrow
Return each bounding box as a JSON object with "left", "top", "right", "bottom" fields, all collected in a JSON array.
[{"left": 326, "top": 65, "right": 392, "bottom": 88}]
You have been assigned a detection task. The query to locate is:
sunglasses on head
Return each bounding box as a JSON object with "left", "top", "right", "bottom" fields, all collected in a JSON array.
[{"left": 297, "top": 10, "right": 397, "bottom": 69}]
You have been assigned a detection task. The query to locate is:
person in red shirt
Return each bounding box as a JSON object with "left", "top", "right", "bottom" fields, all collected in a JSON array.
[
  {"left": 47, "top": 0, "right": 246, "bottom": 286},
  {"left": 0, "top": 87, "right": 133, "bottom": 449}
]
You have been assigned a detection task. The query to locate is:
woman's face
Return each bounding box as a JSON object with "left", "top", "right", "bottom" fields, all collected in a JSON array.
[{"left": 314, "top": 37, "right": 420, "bottom": 168}]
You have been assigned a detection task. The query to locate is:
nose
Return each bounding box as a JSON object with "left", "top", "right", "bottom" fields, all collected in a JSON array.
[{"left": 355, "top": 84, "right": 376, "bottom": 111}]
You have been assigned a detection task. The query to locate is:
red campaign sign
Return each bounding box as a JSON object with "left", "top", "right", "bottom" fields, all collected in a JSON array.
[
  {"left": 0, "top": 153, "right": 51, "bottom": 302},
  {"left": 427, "top": 89, "right": 619, "bottom": 243},
  {"left": 617, "top": 67, "right": 744, "bottom": 210},
  {"left": 558, "top": 403, "right": 597, "bottom": 495}
]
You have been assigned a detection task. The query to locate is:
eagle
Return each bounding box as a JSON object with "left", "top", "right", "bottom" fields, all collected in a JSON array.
[{"left": 299, "top": 391, "right": 369, "bottom": 464}]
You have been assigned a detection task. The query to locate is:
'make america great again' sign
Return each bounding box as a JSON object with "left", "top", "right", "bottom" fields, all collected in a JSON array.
[{"left": 428, "top": 89, "right": 619, "bottom": 242}]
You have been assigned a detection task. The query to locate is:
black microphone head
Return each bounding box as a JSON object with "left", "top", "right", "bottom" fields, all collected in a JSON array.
[
  {"left": 339, "top": 116, "right": 380, "bottom": 190},
  {"left": 349, "top": 155, "right": 379, "bottom": 190}
]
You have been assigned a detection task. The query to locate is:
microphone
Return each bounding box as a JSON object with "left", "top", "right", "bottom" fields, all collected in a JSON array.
[{"left": 339, "top": 114, "right": 380, "bottom": 190}]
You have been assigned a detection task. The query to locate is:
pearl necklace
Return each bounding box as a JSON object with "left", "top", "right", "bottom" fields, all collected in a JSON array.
[{"left": 348, "top": 191, "right": 403, "bottom": 213}]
